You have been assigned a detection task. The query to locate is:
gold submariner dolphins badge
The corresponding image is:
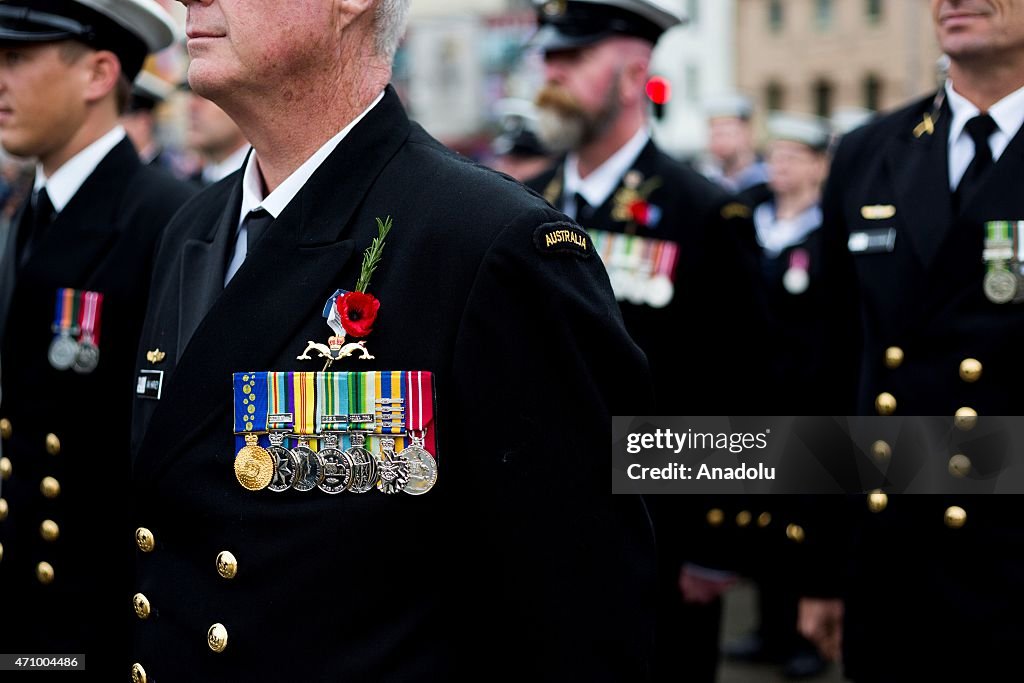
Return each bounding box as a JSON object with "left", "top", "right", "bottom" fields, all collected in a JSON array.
[{"left": 297, "top": 217, "right": 392, "bottom": 369}]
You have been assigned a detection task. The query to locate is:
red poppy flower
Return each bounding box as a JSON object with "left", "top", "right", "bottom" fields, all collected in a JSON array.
[
  {"left": 629, "top": 200, "right": 650, "bottom": 225},
  {"left": 336, "top": 291, "right": 380, "bottom": 338}
]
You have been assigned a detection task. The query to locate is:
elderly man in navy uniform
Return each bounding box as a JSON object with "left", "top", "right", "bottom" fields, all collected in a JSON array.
[
  {"left": 797, "top": 1, "right": 1024, "bottom": 681},
  {"left": 129, "top": 0, "right": 656, "bottom": 680},
  {"left": 0, "top": 0, "right": 195, "bottom": 673}
]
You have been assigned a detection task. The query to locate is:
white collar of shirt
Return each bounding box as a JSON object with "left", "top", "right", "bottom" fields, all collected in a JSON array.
[
  {"left": 202, "top": 144, "right": 251, "bottom": 185},
  {"left": 238, "top": 90, "right": 385, "bottom": 225},
  {"left": 34, "top": 125, "right": 126, "bottom": 212},
  {"left": 753, "top": 200, "right": 823, "bottom": 259},
  {"left": 563, "top": 127, "right": 650, "bottom": 217},
  {"left": 946, "top": 80, "right": 1024, "bottom": 189}
]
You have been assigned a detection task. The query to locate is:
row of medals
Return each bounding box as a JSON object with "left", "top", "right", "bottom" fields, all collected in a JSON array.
[
  {"left": 235, "top": 431, "right": 437, "bottom": 496},
  {"left": 48, "top": 328, "right": 100, "bottom": 374}
]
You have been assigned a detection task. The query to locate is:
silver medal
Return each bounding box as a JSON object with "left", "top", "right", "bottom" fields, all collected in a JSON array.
[
  {"left": 290, "top": 438, "right": 325, "bottom": 492},
  {"left": 48, "top": 333, "right": 79, "bottom": 371},
  {"left": 346, "top": 432, "right": 378, "bottom": 493},
  {"left": 984, "top": 268, "right": 1018, "bottom": 304},
  {"left": 267, "top": 433, "right": 299, "bottom": 492},
  {"left": 376, "top": 437, "right": 410, "bottom": 495},
  {"left": 400, "top": 444, "right": 438, "bottom": 496},
  {"left": 72, "top": 341, "right": 100, "bottom": 374},
  {"left": 318, "top": 434, "right": 353, "bottom": 494}
]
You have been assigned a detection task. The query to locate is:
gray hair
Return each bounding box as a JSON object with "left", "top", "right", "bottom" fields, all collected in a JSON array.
[{"left": 374, "top": 0, "right": 411, "bottom": 63}]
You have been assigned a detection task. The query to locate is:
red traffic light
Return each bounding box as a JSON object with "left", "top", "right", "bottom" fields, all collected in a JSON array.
[{"left": 646, "top": 76, "right": 672, "bottom": 106}]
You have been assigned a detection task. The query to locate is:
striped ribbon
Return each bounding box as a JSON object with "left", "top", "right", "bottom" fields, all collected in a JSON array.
[
  {"left": 78, "top": 291, "right": 103, "bottom": 344},
  {"left": 292, "top": 372, "right": 316, "bottom": 436},
  {"left": 590, "top": 230, "right": 679, "bottom": 282},
  {"left": 53, "top": 288, "right": 81, "bottom": 336},
  {"left": 406, "top": 371, "right": 437, "bottom": 458},
  {"left": 268, "top": 371, "right": 295, "bottom": 431}
]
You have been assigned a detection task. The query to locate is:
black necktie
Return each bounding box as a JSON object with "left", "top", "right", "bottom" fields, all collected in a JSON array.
[
  {"left": 955, "top": 113, "right": 998, "bottom": 211},
  {"left": 17, "top": 187, "right": 55, "bottom": 267},
  {"left": 244, "top": 208, "right": 273, "bottom": 252},
  {"left": 574, "top": 192, "right": 592, "bottom": 223}
]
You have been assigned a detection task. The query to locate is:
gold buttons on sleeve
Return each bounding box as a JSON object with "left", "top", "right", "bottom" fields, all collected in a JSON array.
[
  {"left": 131, "top": 662, "right": 148, "bottom": 683},
  {"left": 757, "top": 512, "right": 772, "bottom": 528},
  {"left": 208, "top": 623, "right": 229, "bottom": 653},
  {"left": 954, "top": 407, "right": 977, "bottom": 431},
  {"left": 0, "top": 418, "right": 11, "bottom": 440},
  {"left": 884, "top": 347, "right": 904, "bottom": 369},
  {"left": 0, "top": 456, "right": 11, "bottom": 480},
  {"left": 216, "top": 551, "right": 238, "bottom": 579},
  {"left": 133, "top": 593, "right": 151, "bottom": 620},
  {"left": 40, "top": 476, "right": 60, "bottom": 498},
  {"left": 0, "top": 497, "right": 8, "bottom": 521},
  {"left": 871, "top": 440, "right": 892, "bottom": 462},
  {"left": 867, "top": 491, "right": 888, "bottom": 513},
  {"left": 786, "top": 524, "right": 805, "bottom": 543},
  {"left": 45, "top": 433, "right": 61, "bottom": 455},
  {"left": 944, "top": 505, "right": 967, "bottom": 529},
  {"left": 40, "top": 519, "right": 59, "bottom": 542},
  {"left": 959, "top": 358, "right": 982, "bottom": 383},
  {"left": 735, "top": 511, "right": 752, "bottom": 528},
  {"left": 36, "top": 561, "right": 54, "bottom": 585},
  {"left": 948, "top": 454, "right": 971, "bottom": 478},
  {"left": 706, "top": 508, "right": 724, "bottom": 527},
  {"left": 0, "top": 542, "right": 4, "bottom": 563},
  {"left": 875, "top": 392, "right": 897, "bottom": 416},
  {"left": 135, "top": 527, "right": 155, "bottom": 553}
]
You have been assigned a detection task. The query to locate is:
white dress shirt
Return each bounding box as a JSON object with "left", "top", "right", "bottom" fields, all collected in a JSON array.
[
  {"left": 562, "top": 127, "right": 650, "bottom": 219},
  {"left": 946, "top": 81, "right": 1024, "bottom": 190},
  {"left": 201, "top": 144, "right": 251, "bottom": 185},
  {"left": 34, "top": 125, "right": 127, "bottom": 212},
  {"left": 225, "top": 91, "right": 385, "bottom": 284}
]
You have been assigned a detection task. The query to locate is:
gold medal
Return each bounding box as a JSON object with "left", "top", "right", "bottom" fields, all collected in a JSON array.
[{"left": 234, "top": 433, "right": 275, "bottom": 491}]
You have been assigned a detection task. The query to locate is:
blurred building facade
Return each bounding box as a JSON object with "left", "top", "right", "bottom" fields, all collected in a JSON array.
[
  {"left": 651, "top": 0, "right": 737, "bottom": 159},
  {"left": 736, "top": 0, "right": 941, "bottom": 133}
]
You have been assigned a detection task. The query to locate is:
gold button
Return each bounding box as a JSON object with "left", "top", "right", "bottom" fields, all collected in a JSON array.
[
  {"left": 706, "top": 508, "right": 724, "bottom": 527},
  {"left": 45, "top": 433, "right": 60, "bottom": 456},
  {"left": 875, "top": 392, "right": 897, "bottom": 416},
  {"left": 0, "top": 542, "right": 4, "bottom": 563},
  {"left": 40, "top": 519, "right": 59, "bottom": 542},
  {"left": 36, "top": 561, "right": 54, "bottom": 585},
  {"left": 40, "top": 476, "right": 60, "bottom": 499},
  {"left": 0, "top": 417, "right": 11, "bottom": 440},
  {"left": 735, "top": 510, "right": 752, "bottom": 528},
  {"left": 135, "top": 527, "right": 155, "bottom": 553},
  {"left": 208, "top": 622, "right": 229, "bottom": 653},
  {"left": 867, "top": 490, "right": 888, "bottom": 513},
  {"left": 954, "top": 407, "right": 978, "bottom": 431},
  {"left": 948, "top": 454, "right": 971, "bottom": 478},
  {"left": 871, "top": 440, "right": 892, "bottom": 462},
  {"left": 944, "top": 505, "right": 967, "bottom": 529},
  {"left": 0, "top": 497, "right": 8, "bottom": 521},
  {"left": 959, "top": 358, "right": 982, "bottom": 383},
  {"left": 131, "top": 662, "right": 147, "bottom": 683},
  {"left": 884, "top": 346, "right": 904, "bottom": 369},
  {"left": 133, "top": 593, "right": 151, "bottom": 620},
  {"left": 216, "top": 551, "right": 238, "bottom": 579},
  {"left": 756, "top": 512, "right": 772, "bottom": 528},
  {"left": 0, "top": 456, "right": 11, "bottom": 480},
  {"left": 786, "top": 523, "right": 805, "bottom": 543}
]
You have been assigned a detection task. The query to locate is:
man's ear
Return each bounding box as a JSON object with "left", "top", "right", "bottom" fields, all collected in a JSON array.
[
  {"left": 336, "top": 0, "right": 376, "bottom": 24},
  {"left": 82, "top": 50, "right": 122, "bottom": 105}
]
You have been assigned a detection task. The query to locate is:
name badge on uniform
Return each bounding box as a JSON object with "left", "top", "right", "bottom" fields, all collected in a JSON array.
[
  {"left": 136, "top": 370, "right": 164, "bottom": 400},
  {"left": 848, "top": 228, "right": 896, "bottom": 255}
]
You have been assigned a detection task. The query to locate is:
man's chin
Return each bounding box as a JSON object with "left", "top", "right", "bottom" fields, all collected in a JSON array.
[{"left": 536, "top": 109, "right": 584, "bottom": 155}]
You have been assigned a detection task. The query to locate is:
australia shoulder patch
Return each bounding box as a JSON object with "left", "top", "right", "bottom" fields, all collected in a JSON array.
[{"left": 534, "top": 221, "right": 592, "bottom": 258}]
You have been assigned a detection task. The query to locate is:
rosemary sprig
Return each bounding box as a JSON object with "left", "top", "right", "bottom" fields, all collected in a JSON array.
[{"left": 355, "top": 216, "right": 392, "bottom": 293}]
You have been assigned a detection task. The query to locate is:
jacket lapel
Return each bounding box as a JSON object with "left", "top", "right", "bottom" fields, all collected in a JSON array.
[
  {"left": 884, "top": 101, "right": 954, "bottom": 269},
  {"left": 136, "top": 87, "right": 411, "bottom": 481},
  {"left": 177, "top": 178, "right": 241, "bottom": 360}
]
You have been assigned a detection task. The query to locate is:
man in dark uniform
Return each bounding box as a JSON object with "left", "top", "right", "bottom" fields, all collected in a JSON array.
[
  {"left": 524, "top": 2, "right": 766, "bottom": 681},
  {"left": 129, "top": 0, "right": 655, "bottom": 680},
  {"left": 0, "top": 0, "right": 195, "bottom": 672},
  {"left": 798, "top": 1, "right": 1024, "bottom": 680}
]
